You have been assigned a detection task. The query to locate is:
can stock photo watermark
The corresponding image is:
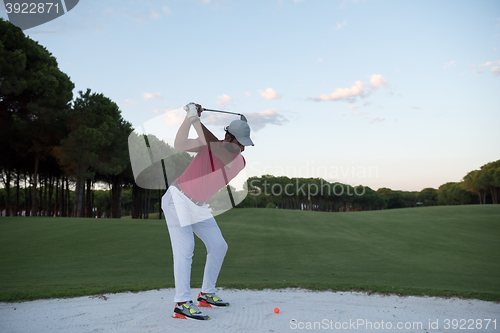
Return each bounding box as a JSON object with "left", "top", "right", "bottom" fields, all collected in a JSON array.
[{"left": 4, "top": 0, "right": 79, "bottom": 30}]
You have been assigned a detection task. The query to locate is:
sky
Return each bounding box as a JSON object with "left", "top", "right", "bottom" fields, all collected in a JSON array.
[{"left": 2, "top": 0, "right": 500, "bottom": 191}]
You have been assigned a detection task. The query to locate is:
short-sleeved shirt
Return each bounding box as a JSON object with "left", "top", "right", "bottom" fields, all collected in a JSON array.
[{"left": 175, "top": 138, "right": 246, "bottom": 203}]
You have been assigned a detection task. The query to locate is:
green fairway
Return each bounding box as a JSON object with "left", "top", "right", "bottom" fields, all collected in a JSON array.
[{"left": 1, "top": 205, "right": 499, "bottom": 302}]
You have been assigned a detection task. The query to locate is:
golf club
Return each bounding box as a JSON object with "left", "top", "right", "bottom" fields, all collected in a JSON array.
[
  {"left": 183, "top": 105, "right": 248, "bottom": 122},
  {"left": 203, "top": 109, "right": 248, "bottom": 122}
]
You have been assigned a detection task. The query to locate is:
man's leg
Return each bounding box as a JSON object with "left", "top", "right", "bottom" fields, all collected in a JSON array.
[
  {"left": 192, "top": 216, "right": 228, "bottom": 295},
  {"left": 162, "top": 188, "right": 195, "bottom": 303}
]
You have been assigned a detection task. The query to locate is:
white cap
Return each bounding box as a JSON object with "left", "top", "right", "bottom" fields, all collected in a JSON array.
[{"left": 227, "top": 120, "right": 254, "bottom": 146}]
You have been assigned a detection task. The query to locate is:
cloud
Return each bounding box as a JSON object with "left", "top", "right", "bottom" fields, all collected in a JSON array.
[
  {"left": 258, "top": 88, "right": 283, "bottom": 100},
  {"left": 473, "top": 60, "right": 500, "bottom": 76},
  {"left": 497, "top": 18, "right": 500, "bottom": 28},
  {"left": 216, "top": 94, "right": 233, "bottom": 109},
  {"left": 370, "top": 117, "right": 386, "bottom": 124},
  {"left": 123, "top": 99, "right": 137, "bottom": 106},
  {"left": 246, "top": 109, "right": 289, "bottom": 131},
  {"left": 142, "top": 92, "right": 163, "bottom": 101},
  {"left": 203, "top": 109, "right": 288, "bottom": 132},
  {"left": 369, "top": 74, "right": 387, "bottom": 93},
  {"left": 314, "top": 74, "right": 388, "bottom": 103},
  {"left": 150, "top": 10, "right": 160, "bottom": 19},
  {"left": 294, "top": 0, "right": 305, "bottom": 2},
  {"left": 480, "top": 60, "right": 500, "bottom": 67},
  {"left": 162, "top": 6, "right": 171, "bottom": 15},
  {"left": 200, "top": 113, "right": 233, "bottom": 127},
  {"left": 410, "top": 106, "right": 421, "bottom": 110},
  {"left": 370, "top": 75, "right": 386, "bottom": 86},
  {"left": 316, "top": 81, "right": 365, "bottom": 102},
  {"left": 164, "top": 110, "right": 185, "bottom": 127},
  {"left": 444, "top": 61, "right": 457, "bottom": 69},
  {"left": 335, "top": 20, "right": 347, "bottom": 30},
  {"left": 348, "top": 107, "right": 370, "bottom": 119}
]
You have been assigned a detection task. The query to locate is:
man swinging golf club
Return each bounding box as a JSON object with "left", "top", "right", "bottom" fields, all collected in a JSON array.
[{"left": 162, "top": 103, "right": 254, "bottom": 321}]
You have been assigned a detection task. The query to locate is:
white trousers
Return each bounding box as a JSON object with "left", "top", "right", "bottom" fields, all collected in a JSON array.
[{"left": 162, "top": 186, "right": 228, "bottom": 303}]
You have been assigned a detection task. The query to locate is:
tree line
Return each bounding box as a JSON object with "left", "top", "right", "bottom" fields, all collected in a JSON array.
[{"left": 234, "top": 159, "right": 499, "bottom": 211}]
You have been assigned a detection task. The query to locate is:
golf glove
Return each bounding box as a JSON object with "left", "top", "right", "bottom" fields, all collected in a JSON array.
[{"left": 184, "top": 103, "right": 201, "bottom": 118}]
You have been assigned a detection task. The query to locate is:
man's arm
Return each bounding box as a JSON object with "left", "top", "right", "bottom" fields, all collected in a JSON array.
[
  {"left": 173, "top": 116, "right": 200, "bottom": 152},
  {"left": 175, "top": 103, "right": 237, "bottom": 167},
  {"left": 174, "top": 103, "right": 220, "bottom": 152}
]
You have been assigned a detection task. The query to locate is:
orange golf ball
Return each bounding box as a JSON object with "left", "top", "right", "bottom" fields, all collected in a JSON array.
[{"left": 274, "top": 307, "right": 280, "bottom": 313}]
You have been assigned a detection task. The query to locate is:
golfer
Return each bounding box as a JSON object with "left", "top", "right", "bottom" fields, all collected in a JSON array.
[{"left": 162, "top": 103, "right": 253, "bottom": 321}]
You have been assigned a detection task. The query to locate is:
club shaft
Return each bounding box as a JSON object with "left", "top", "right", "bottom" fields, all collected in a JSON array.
[
  {"left": 201, "top": 108, "right": 248, "bottom": 122},
  {"left": 202, "top": 108, "right": 243, "bottom": 116}
]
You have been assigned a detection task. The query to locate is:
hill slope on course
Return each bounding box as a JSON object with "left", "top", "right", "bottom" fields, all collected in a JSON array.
[{"left": 0, "top": 205, "right": 499, "bottom": 302}]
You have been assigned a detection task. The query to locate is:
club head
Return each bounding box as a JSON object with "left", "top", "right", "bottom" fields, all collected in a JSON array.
[{"left": 240, "top": 115, "right": 248, "bottom": 122}]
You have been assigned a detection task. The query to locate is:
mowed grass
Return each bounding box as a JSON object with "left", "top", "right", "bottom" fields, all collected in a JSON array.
[{"left": 0, "top": 205, "right": 499, "bottom": 302}]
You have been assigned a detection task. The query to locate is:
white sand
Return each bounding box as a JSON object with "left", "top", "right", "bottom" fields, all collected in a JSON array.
[{"left": 1, "top": 288, "right": 499, "bottom": 332}]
